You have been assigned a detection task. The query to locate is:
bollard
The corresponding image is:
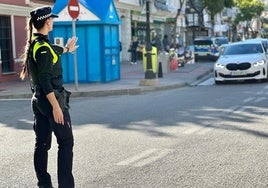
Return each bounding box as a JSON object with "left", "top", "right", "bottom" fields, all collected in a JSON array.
[{"left": 158, "top": 62, "right": 163, "bottom": 78}]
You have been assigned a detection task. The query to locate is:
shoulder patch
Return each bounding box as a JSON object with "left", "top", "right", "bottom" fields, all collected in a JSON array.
[
  {"left": 36, "top": 40, "right": 45, "bottom": 45},
  {"left": 40, "top": 51, "right": 47, "bottom": 54}
]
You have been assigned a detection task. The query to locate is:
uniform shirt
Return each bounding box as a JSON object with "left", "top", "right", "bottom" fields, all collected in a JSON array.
[{"left": 29, "top": 33, "right": 64, "bottom": 95}]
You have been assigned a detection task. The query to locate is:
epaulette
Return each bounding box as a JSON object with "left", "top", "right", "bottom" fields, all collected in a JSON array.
[{"left": 34, "top": 37, "right": 45, "bottom": 45}]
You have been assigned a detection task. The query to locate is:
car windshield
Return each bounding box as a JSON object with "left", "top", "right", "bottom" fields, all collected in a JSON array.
[
  {"left": 223, "top": 43, "right": 263, "bottom": 55},
  {"left": 194, "top": 40, "right": 212, "bottom": 45},
  {"left": 216, "top": 38, "right": 228, "bottom": 45}
]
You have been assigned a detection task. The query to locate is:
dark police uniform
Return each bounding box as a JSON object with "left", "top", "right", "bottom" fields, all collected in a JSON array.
[{"left": 29, "top": 33, "right": 74, "bottom": 188}]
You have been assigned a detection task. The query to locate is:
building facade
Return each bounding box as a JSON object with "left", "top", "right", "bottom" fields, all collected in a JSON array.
[
  {"left": 0, "top": 0, "right": 184, "bottom": 82},
  {"left": 114, "top": 0, "right": 185, "bottom": 62},
  {"left": 0, "top": 0, "right": 53, "bottom": 82},
  {"left": 1, "top": 0, "right": 241, "bottom": 82}
]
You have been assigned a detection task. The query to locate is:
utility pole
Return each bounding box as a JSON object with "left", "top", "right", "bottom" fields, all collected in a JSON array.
[
  {"left": 144, "top": 0, "right": 156, "bottom": 79},
  {"left": 140, "top": 0, "right": 159, "bottom": 86}
]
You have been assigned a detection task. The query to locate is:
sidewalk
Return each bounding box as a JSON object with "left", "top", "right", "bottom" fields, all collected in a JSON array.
[{"left": 0, "top": 61, "right": 213, "bottom": 99}]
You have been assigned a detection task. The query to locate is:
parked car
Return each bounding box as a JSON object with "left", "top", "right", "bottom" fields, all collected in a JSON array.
[
  {"left": 214, "top": 41, "right": 268, "bottom": 84},
  {"left": 194, "top": 36, "right": 228, "bottom": 62}
]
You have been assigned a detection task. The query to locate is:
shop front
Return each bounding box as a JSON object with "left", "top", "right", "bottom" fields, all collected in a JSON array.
[{"left": 130, "top": 11, "right": 165, "bottom": 60}]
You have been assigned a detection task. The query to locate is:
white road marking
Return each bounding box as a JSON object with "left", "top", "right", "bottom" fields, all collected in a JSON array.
[
  {"left": 117, "top": 149, "right": 173, "bottom": 167},
  {"left": 196, "top": 127, "right": 213, "bottom": 135},
  {"left": 183, "top": 126, "right": 203, "bottom": 134},
  {"left": 256, "top": 91, "right": 264, "bottom": 95},
  {"left": 18, "top": 119, "right": 34, "bottom": 124},
  {"left": 233, "top": 106, "right": 248, "bottom": 113},
  {"left": 254, "top": 97, "right": 266, "bottom": 103},
  {"left": 134, "top": 149, "right": 173, "bottom": 167},
  {"left": 0, "top": 98, "right": 30, "bottom": 101},
  {"left": 225, "top": 106, "right": 240, "bottom": 114},
  {"left": 117, "top": 149, "right": 158, "bottom": 166},
  {"left": 243, "top": 97, "right": 255, "bottom": 103},
  {"left": 198, "top": 78, "right": 215, "bottom": 86}
]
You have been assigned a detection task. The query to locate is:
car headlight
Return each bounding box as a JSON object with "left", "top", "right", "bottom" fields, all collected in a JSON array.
[
  {"left": 215, "top": 63, "right": 224, "bottom": 68},
  {"left": 253, "top": 60, "right": 265, "bottom": 67}
]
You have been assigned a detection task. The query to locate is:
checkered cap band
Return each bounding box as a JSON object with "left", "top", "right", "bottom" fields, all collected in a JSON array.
[
  {"left": 30, "top": 6, "right": 58, "bottom": 22},
  {"left": 36, "top": 13, "right": 52, "bottom": 21}
]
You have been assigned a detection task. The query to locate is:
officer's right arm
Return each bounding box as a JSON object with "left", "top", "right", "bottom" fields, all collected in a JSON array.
[
  {"left": 46, "top": 92, "right": 64, "bottom": 125},
  {"left": 35, "top": 45, "right": 64, "bottom": 125},
  {"left": 34, "top": 45, "right": 54, "bottom": 95}
]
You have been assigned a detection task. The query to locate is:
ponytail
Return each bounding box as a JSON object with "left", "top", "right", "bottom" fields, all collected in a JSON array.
[{"left": 20, "top": 18, "right": 33, "bottom": 80}]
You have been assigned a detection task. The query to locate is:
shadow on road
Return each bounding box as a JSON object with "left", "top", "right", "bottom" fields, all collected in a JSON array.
[{"left": 1, "top": 83, "right": 268, "bottom": 139}]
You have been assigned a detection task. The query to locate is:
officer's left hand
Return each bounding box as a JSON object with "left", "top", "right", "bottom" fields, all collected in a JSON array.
[{"left": 65, "top": 36, "right": 79, "bottom": 52}]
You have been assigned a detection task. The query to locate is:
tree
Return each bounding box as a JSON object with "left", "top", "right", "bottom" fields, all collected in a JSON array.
[
  {"left": 234, "top": 0, "right": 265, "bottom": 38},
  {"left": 171, "top": 0, "right": 186, "bottom": 46},
  {"left": 234, "top": 0, "right": 264, "bottom": 24},
  {"left": 202, "top": 0, "right": 234, "bottom": 35},
  {"left": 185, "top": 0, "right": 204, "bottom": 44},
  {"left": 224, "top": 0, "right": 235, "bottom": 8}
]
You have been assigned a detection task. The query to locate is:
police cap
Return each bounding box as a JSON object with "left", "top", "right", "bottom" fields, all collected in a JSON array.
[{"left": 30, "top": 6, "right": 58, "bottom": 29}]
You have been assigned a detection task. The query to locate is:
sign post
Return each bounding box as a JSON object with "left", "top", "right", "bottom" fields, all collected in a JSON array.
[{"left": 68, "top": 0, "right": 80, "bottom": 90}]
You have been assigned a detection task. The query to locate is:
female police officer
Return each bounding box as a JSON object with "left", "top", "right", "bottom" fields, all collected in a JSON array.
[{"left": 20, "top": 6, "right": 78, "bottom": 188}]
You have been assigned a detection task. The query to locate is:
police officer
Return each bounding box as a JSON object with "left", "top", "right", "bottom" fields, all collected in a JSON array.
[{"left": 20, "top": 6, "right": 78, "bottom": 188}]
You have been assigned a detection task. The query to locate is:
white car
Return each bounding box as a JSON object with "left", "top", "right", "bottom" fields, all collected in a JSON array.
[{"left": 214, "top": 41, "right": 268, "bottom": 84}]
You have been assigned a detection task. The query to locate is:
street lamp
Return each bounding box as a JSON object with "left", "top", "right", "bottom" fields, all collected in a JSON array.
[{"left": 144, "top": 0, "right": 156, "bottom": 79}]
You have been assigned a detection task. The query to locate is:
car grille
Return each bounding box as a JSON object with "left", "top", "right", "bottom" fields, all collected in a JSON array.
[{"left": 226, "top": 63, "right": 251, "bottom": 71}]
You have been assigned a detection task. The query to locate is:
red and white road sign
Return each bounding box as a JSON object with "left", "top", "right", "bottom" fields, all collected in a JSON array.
[{"left": 68, "top": 0, "right": 80, "bottom": 19}]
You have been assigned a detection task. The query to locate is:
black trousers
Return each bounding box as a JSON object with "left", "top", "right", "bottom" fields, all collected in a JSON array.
[
  {"left": 32, "top": 94, "right": 74, "bottom": 188},
  {"left": 131, "top": 51, "right": 137, "bottom": 63}
]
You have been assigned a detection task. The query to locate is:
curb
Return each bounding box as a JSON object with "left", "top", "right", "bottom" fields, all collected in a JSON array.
[
  {"left": 65, "top": 82, "right": 187, "bottom": 98},
  {"left": 0, "top": 66, "right": 213, "bottom": 99},
  {"left": 0, "top": 83, "right": 187, "bottom": 99}
]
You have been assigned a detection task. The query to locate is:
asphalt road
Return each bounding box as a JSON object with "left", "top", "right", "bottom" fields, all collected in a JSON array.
[{"left": 1, "top": 79, "right": 268, "bottom": 187}]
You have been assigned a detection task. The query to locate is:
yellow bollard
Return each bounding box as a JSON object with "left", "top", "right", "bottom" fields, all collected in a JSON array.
[{"left": 142, "top": 46, "right": 158, "bottom": 73}]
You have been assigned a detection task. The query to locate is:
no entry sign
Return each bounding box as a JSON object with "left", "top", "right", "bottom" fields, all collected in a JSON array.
[{"left": 68, "top": 0, "right": 80, "bottom": 19}]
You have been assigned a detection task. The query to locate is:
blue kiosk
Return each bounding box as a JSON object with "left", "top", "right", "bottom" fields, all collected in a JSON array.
[{"left": 51, "top": 0, "right": 120, "bottom": 83}]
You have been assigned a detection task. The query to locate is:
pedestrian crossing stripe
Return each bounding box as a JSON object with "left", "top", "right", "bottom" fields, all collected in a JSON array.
[{"left": 117, "top": 148, "right": 173, "bottom": 167}]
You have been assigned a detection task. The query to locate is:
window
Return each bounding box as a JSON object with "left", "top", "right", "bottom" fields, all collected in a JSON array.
[
  {"left": 139, "top": 0, "right": 145, "bottom": 6},
  {"left": 194, "top": 40, "right": 212, "bottom": 46},
  {"left": 0, "top": 16, "right": 13, "bottom": 73}
]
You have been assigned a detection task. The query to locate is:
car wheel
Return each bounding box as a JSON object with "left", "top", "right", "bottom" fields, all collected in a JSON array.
[{"left": 195, "top": 56, "right": 198, "bottom": 62}]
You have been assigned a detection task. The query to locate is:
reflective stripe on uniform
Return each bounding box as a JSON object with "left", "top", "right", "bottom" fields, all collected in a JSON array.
[{"left": 33, "top": 41, "right": 58, "bottom": 64}]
